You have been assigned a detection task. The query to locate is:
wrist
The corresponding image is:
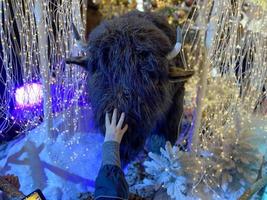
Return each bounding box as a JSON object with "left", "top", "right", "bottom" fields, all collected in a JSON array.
[
  {"left": 103, "top": 140, "right": 120, "bottom": 145},
  {"left": 104, "top": 134, "right": 122, "bottom": 143}
]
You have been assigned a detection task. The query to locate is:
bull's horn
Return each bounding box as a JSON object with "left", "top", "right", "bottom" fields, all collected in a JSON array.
[
  {"left": 167, "top": 27, "right": 182, "bottom": 60},
  {"left": 72, "top": 23, "right": 89, "bottom": 51},
  {"left": 168, "top": 67, "right": 194, "bottom": 82}
]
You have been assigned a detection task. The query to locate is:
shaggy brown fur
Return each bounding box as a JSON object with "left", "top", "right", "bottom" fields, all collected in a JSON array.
[{"left": 67, "top": 11, "right": 193, "bottom": 165}]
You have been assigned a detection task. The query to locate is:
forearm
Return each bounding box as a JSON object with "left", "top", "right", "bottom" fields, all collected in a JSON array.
[
  {"left": 94, "top": 141, "right": 129, "bottom": 199},
  {"left": 102, "top": 141, "right": 121, "bottom": 167}
]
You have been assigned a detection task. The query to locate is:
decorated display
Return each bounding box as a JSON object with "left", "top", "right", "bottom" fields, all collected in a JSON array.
[{"left": 0, "top": 0, "right": 266, "bottom": 199}]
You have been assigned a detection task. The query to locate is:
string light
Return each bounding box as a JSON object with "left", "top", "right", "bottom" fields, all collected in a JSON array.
[
  {"left": 0, "top": 0, "right": 266, "bottom": 198},
  {"left": 0, "top": 0, "right": 88, "bottom": 136}
]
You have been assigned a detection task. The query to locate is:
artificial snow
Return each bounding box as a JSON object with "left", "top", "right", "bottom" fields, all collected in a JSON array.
[
  {"left": 0, "top": 108, "right": 267, "bottom": 200},
  {"left": 0, "top": 107, "right": 104, "bottom": 200}
]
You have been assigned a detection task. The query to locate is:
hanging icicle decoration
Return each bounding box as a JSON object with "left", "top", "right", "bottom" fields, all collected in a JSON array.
[
  {"left": 0, "top": 0, "right": 88, "bottom": 139},
  {"left": 167, "top": 0, "right": 267, "bottom": 198}
]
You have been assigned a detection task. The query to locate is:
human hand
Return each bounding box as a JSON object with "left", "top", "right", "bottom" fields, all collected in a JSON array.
[{"left": 104, "top": 109, "right": 128, "bottom": 143}]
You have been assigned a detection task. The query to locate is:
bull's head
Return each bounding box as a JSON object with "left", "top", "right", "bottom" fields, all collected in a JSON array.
[{"left": 67, "top": 25, "right": 194, "bottom": 82}]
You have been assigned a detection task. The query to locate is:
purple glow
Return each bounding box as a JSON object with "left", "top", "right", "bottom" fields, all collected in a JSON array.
[
  {"left": 12, "top": 81, "right": 89, "bottom": 122},
  {"left": 15, "top": 83, "right": 43, "bottom": 107}
]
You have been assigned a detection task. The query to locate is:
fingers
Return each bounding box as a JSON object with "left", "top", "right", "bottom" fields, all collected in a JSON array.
[
  {"left": 121, "top": 124, "right": 128, "bottom": 135},
  {"left": 107, "top": 108, "right": 127, "bottom": 132},
  {"left": 117, "top": 112, "right": 125, "bottom": 129},
  {"left": 111, "top": 108, "right": 117, "bottom": 125},
  {"left": 105, "top": 112, "right": 110, "bottom": 127}
]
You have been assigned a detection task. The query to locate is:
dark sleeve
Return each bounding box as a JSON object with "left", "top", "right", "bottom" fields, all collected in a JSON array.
[
  {"left": 94, "top": 141, "right": 129, "bottom": 199},
  {"left": 94, "top": 165, "right": 129, "bottom": 200},
  {"left": 101, "top": 141, "right": 121, "bottom": 167}
]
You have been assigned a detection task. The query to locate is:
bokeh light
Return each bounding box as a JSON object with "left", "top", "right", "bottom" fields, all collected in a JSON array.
[{"left": 15, "top": 83, "right": 43, "bottom": 107}]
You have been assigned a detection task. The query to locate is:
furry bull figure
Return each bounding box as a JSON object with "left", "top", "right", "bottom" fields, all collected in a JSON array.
[{"left": 67, "top": 10, "right": 194, "bottom": 165}]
